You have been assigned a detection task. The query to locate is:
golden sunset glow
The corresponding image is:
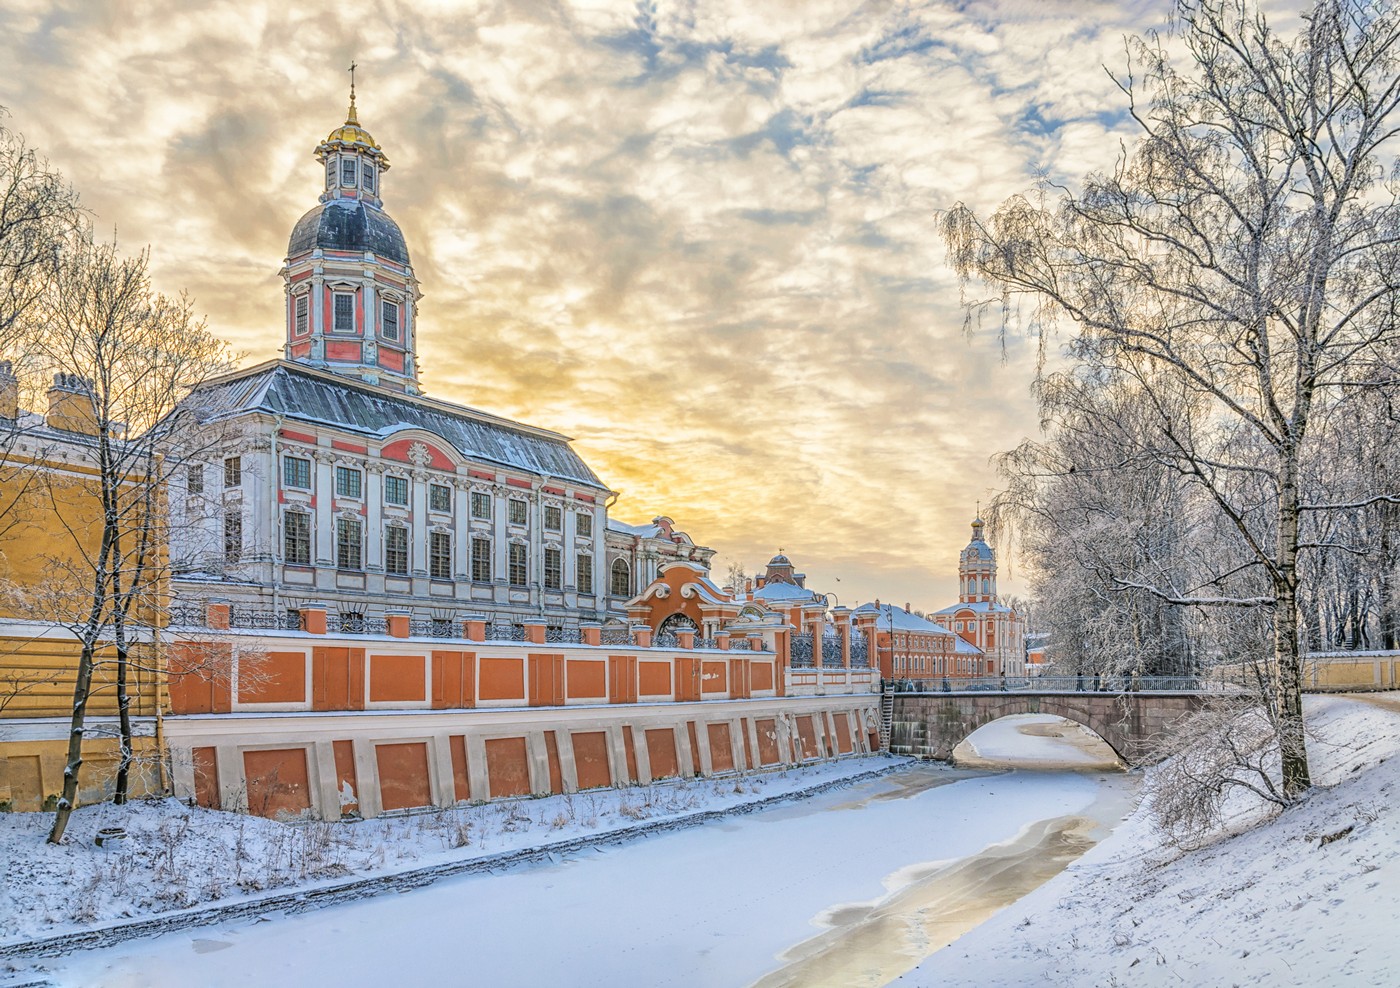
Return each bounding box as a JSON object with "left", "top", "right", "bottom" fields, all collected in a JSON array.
[{"left": 0, "top": 0, "right": 1197, "bottom": 607}]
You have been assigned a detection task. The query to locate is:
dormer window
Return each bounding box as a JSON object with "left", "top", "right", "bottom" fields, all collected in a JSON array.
[
  {"left": 326, "top": 158, "right": 336, "bottom": 188},
  {"left": 340, "top": 158, "right": 357, "bottom": 187},
  {"left": 333, "top": 292, "right": 355, "bottom": 334},
  {"left": 381, "top": 300, "right": 400, "bottom": 342},
  {"left": 364, "top": 162, "right": 376, "bottom": 194}
]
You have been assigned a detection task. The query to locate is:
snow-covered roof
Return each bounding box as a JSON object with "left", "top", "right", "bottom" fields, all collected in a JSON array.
[
  {"left": 607, "top": 519, "right": 663, "bottom": 538},
  {"left": 953, "top": 635, "right": 984, "bottom": 654},
  {"left": 752, "top": 581, "right": 816, "bottom": 602},
  {"left": 191, "top": 361, "right": 608, "bottom": 490},
  {"left": 932, "top": 600, "right": 1016, "bottom": 616},
  {"left": 854, "top": 603, "right": 958, "bottom": 636}
]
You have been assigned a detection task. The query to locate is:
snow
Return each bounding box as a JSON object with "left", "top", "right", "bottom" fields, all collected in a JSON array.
[
  {"left": 912, "top": 693, "right": 1400, "bottom": 986},
  {"left": 7, "top": 699, "right": 1400, "bottom": 987},
  {"left": 0, "top": 758, "right": 893, "bottom": 944},
  {"left": 7, "top": 756, "right": 1119, "bottom": 987},
  {"left": 956, "top": 712, "right": 1122, "bottom": 769}
]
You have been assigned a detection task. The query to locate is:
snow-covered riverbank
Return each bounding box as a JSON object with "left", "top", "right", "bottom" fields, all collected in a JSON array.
[{"left": 912, "top": 693, "right": 1400, "bottom": 986}]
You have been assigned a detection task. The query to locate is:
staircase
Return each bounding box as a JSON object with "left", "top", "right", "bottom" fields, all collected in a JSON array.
[{"left": 878, "top": 685, "right": 895, "bottom": 751}]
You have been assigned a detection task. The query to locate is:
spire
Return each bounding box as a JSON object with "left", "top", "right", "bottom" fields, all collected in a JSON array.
[{"left": 347, "top": 60, "right": 359, "bottom": 125}]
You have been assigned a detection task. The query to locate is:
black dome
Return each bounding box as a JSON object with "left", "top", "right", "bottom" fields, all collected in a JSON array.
[{"left": 288, "top": 199, "right": 410, "bottom": 265}]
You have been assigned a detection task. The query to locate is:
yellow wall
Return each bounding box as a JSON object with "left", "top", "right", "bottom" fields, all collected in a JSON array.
[{"left": 0, "top": 446, "right": 167, "bottom": 812}]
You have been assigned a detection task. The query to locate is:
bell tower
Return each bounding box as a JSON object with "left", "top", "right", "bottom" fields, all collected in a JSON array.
[
  {"left": 959, "top": 517, "right": 997, "bottom": 604},
  {"left": 281, "top": 68, "right": 422, "bottom": 394}
]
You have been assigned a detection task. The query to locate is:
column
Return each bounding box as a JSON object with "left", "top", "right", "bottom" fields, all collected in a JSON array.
[
  {"left": 365, "top": 462, "right": 384, "bottom": 573},
  {"left": 410, "top": 470, "right": 429, "bottom": 577}
]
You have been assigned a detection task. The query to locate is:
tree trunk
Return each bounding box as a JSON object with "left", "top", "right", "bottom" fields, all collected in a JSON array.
[
  {"left": 113, "top": 634, "right": 132, "bottom": 805},
  {"left": 47, "top": 641, "right": 97, "bottom": 844},
  {"left": 1275, "top": 455, "right": 1311, "bottom": 798}
]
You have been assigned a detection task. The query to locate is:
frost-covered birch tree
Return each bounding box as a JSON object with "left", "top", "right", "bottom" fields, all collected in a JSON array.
[
  {"left": 21, "top": 238, "right": 231, "bottom": 844},
  {"left": 945, "top": 0, "right": 1400, "bottom": 798}
]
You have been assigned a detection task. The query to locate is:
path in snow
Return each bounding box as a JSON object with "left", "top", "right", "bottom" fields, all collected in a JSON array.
[
  {"left": 31, "top": 717, "right": 1132, "bottom": 988},
  {"left": 953, "top": 712, "right": 1125, "bottom": 770}
]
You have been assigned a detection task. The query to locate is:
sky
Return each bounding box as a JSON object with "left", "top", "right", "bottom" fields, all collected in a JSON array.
[{"left": 0, "top": 0, "right": 1190, "bottom": 609}]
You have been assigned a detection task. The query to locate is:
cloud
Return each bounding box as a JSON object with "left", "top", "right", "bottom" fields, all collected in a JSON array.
[{"left": 0, "top": 0, "right": 1228, "bottom": 608}]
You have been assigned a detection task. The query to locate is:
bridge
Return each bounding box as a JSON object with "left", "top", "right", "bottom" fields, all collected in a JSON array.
[{"left": 886, "top": 679, "right": 1210, "bottom": 763}]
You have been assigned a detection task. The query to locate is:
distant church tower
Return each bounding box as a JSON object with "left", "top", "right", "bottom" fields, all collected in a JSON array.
[
  {"left": 959, "top": 517, "right": 997, "bottom": 603},
  {"left": 281, "top": 72, "right": 422, "bottom": 393}
]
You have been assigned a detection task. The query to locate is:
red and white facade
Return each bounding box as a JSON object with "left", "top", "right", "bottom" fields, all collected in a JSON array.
[{"left": 931, "top": 518, "right": 1027, "bottom": 677}]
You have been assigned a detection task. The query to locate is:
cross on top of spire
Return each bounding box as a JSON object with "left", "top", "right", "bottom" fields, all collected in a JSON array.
[{"left": 347, "top": 61, "right": 359, "bottom": 124}]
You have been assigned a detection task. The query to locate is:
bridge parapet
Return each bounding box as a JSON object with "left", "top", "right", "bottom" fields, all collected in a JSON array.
[{"left": 889, "top": 691, "right": 1207, "bottom": 763}]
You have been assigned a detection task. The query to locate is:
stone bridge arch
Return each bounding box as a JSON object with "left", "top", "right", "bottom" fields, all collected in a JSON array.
[{"left": 888, "top": 692, "right": 1207, "bottom": 763}]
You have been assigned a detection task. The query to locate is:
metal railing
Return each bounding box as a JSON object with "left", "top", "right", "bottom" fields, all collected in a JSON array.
[
  {"left": 654, "top": 632, "right": 679, "bottom": 648},
  {"left": 821, "top": 634, "right": 844, "bottom": 668},
  {"left": 546, "top": 627, "right": 582, "bottom": 645},
  {"left": 849, "top": 637, "right": 869, "bottom": 668},
  {"left": 600, "top": 629, "right": 631, "bottom": 646},
  {"left": 695, "top": 637, "right": 719, "bottom": 650},
  {"left": 730, "top": 638, "right": 752, "bottom": 651},
  {"left": 887, "top": 675, "right": 1211, "bottom": 694},
  {"left": 790, "top": 632, "right": 813, "bottom": 665},
  {"left": 409, "top": 619, "right": 456, "bottom": 639},
  {"left": 486, "top": 623, "right": 527, "bottom": 642},
  {"left": 167, "top": 603, "right": 205, "bottom": 627}
]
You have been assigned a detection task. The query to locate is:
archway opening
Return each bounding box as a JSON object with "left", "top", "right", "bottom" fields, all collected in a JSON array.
[{"left": 952, "top": 714, "right": 1124, "bottom": 771}]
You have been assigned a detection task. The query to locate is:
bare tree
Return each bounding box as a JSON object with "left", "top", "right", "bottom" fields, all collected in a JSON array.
[
  {"left": 945, "top": 0, "right": 1400, "bottom": 798},
  {"left": 17, "top": 236, "right": 232, "bottom": 843}
]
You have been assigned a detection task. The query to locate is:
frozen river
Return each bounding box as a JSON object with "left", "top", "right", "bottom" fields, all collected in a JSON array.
[{"left": 41, "top": 717, "right": 1133, "bottom": 988}]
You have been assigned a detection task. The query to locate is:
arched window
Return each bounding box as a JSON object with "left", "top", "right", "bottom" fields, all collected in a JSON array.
[
  {"left": 658, "top": 614, "right": 697, "bottom": 635},
  {"left": 981, "top": 577, "right": 990, "bottom": 594},
  {"left": 610, "top": 558, "right": 631, "bottom": 597}
]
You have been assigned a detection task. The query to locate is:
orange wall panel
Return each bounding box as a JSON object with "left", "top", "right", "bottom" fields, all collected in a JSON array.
[
  {"left": 375, "top": 741, "right": 433, "bottom": 811},
  {"left": 751, "top": 661, "right": 773, "bottom": 691},
  {"left": 243, "top": 748, "right": 311, "bottom": 819},
  {"left": 544, "top": 731, "right": 563, "bottom": 794},
  {"left": 701, "top": 661, "right": 727, "bottom": 694},
  {"left": 740, "top": 717, "right": 754, "bottom": 770},
  {"left": 835, "top": 715, "right": 853, "bottom": 754},
  {"left": 312, "top": 647, "right": 365, "bottom": 711},
  {"left": 238, "top": 650, "right": 306, "bottom": 704},
  {"left": 369, "top": 654, "right": 426, "bottom": 703},
  {"left": 485, "top": 736, "right": 531, "bottom": 798},
  {"left": 168, "top": 642, "right": 232, "bottom": 714},
  {"left": 686, "top": 721, "right": 701, "bottom": 774},
  {"left": 432, "top": 650, "right": 474, "bottom": 709},
  {"left": 449, "top": 735, "right": 470, "bottom": 802},
  {"left": 333, "top": 739, "right": 359, "bottom": 815},
  {"left": 755, "top": 718, "right": 781, "bottom": 766},
  {"left": 638, "top": 661, "right": 671, "bottom": 697},
  {"left": 566, "top": 659, "right": 606, "bottom": 699},
  {"left": 572, "top": 732, "right": 611, "bottom": 790},
  {"left": 192, "top": 746, "right": 219, "bottom": 809},
  {"left": 479, "top": 657, "right": 525, "bottom": 700},
  {"left": 707, "top": 723, "right": 735, "bottom": 773},
  {"left": 622, "top": 725, "right": 639, "bottom": 783},
  {"left": 675, "top": 658, "right": 700, "bottom": 702},
  {"left": 645, "top": 728, "right": 679, "bottom": 780},
  {"left": 608, "top": 655, "right": 637, "bottom": 704},
  {"left": 796, "top": 715, "right": 819, "bottom": 759},
  {"left": 529, "top": 654, "right": 565, "bottom": 707}
]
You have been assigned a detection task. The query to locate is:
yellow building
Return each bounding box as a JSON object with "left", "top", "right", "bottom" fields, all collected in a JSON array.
[{"left": 0, "top": 364, "right": 165, "bottom": 812}]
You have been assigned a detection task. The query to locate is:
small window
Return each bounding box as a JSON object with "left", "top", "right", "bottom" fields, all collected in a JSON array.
[
  {"left": 577, "top": 553, "right": 593, "bottom": 594},
  {"left": 333, "top": 293, "right": 355, "bottom": 334},
  {"left": 471, "top": 491, "right": 491, "bottom": 520},
  {"left": 224, "top": 507, "right": 242, "bottom": 563},
  {"left": 471, "top": 536, "right": 492, "bottom": 582},
  {"left": 430, "top": 531, "right": 452, "bottom": 579},
  {"left": 326, "top": 158, "right": 337, "bottom": 187},
  {"left": 384, "top": 475, "right": 409, "bottom": 506},
  {"left": 364, "top": 162, "right": 376, "bottom": 193},
  {"left": 224, "top": 456, "right": 241, "bottom": 489},
  {"left": 341, "top": 157, "right": 357, "bottom": 187},
  {"left": 576, "top": 512, "right": 592, "bottom": 538},
  {"left": 284, "top": 511, "right": 311, "bottom": 565},
  {"left": 186, "top": 464, "right": 205, "bottom": 496},
  {"left": 544, "top": 505, "right": 562, "bottom": 532},
  {"left": 335, "top": 465, "right": 362, "bottom": 499},
  {"left": 544, "top": 547, "right": 562, "bottom": 590},
  {"left": 385, "top": 525, "right": 409, "bottom": 575},
  {"left": 508, "top": 498, "right": 528, "bottom": 526},
  {"left": 283, "top": 455, "right": 311, "bottom": 490},
  {"left": 336, "top": 517, "right": 363, "bottom": 570},
  {"left": 294, "top": 294, "right": 309, "bottom": 335},
  {"left": 381, "top": 300, "right": 400, "bottom": 342},
  {"left": 508, "top": 543, "right": 527, "bottom": 586},
  {"left": 429, "top": 484, "right": 451, "bottom": 512}
]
